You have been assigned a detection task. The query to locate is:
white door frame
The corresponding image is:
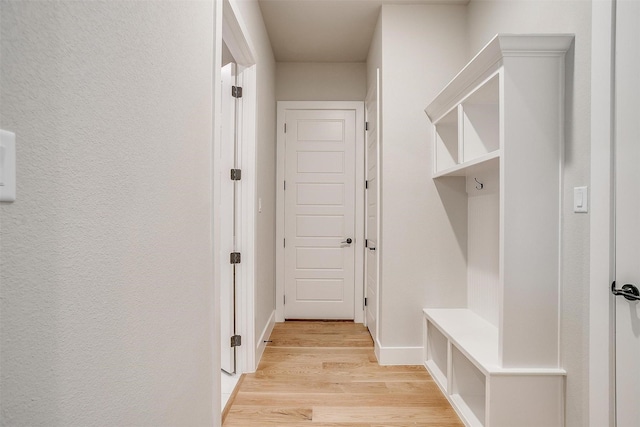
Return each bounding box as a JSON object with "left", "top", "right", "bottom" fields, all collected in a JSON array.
[
  {"left": 276, "top": 101, "right": 365, "bottom": 323},
  {"left": 212, "top": 1, "right": 222, "bottom": 421},
  {"left": 215, "top": 0, "right": 258, "bottom": 380},
  {"left": 589, "top": 0, "right": 616, "bottom": 424},
  {"left": 364, "top": 70, "right": 381, "bottom": 349}
]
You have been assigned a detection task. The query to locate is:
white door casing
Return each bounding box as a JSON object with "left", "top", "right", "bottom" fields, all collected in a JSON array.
[
  {"left": 365, "top": 69, "right": 380, "bottom": 343},
  {"left": 613, "top": 1, "right": 640, "bottom": 425},
  {"left": 589, "top": 1, "right": 616, "bottom": 424},
  {"left": 276, "top": 102, "right": 365, "bottom": 322},
  {"left": 215, "top": 0, "right": 259, "bottom": 381}
]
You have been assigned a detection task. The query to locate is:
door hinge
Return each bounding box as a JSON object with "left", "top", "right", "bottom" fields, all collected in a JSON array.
[
  {"left": 283, "top": 295, "right": 286, "bottom": 305},
  {"left": 232, "top": 86, "right": 243, "bottom": 98},
  {"left": 230, "top": 335, "right": 242, "bottom": 347},
  {"left": 230, "top": 169, "right": 242, "bottom": 181},
  {"left": 365, "top": 121, "right": 369, "bottom": 131},
  {"left": 284, "top": 123, "right": 287, "bottom": 133},
  {"left": 365, "top": 180, "right": 369, "bottom": 189},
  {"left": 284, "top": 238, "right": 286, "bottom": 248},
  {"left": 365, "top": 239, "right": 368, "bottom": 248},
  {"left": 230, "top": 252, "right": 241, "bottom": 264},
  {"left": 364, "top": 297, "right": 368, "bottom": 307},
  {"left": 284, "top": 181, "right": 286, "bottom": 190}
]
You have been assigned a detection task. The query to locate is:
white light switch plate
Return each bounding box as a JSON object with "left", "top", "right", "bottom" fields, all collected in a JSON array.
[
  {"left": 573, "top": 186, "right": 588, "bottom": 213},
  {"left": 0, "top": 130, "right": 16, "bottom": 202}
]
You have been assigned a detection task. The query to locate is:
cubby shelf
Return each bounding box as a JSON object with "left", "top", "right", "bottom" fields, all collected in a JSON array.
[
  {"left": 425, "top": 309, "right": 498, "bottom": 374},
  {"left": 424, "top": 309, "right": 566, "bottom": 427},
  {"left": 432, "top": 151, "right": 499, "bottom": 179},
  {"left": 425, "top": 308, "right": 567, "bottom": 376},
  {"left": 423, "top": 33, "right": 573, "bottom": 427}
]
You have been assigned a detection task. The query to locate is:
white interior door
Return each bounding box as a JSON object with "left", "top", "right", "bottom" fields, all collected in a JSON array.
[
  {"left": 365, "top": 69, "right": 380, "bottom": 340},
  {"left": 613, "top": 1, "right": 640, "bottom": 425},
  {"left": 284, "top": 109, "right": 356, "bottom": 319},
  {"left": 220, "top": 62, "right": 236, "bottom": 374}
]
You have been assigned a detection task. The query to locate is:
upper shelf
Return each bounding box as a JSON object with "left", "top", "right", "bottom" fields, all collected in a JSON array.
[
  {"left": 432, "top": 150, "right": 499, "bottom": 178},
  {"left": 425, "top": 34, "right": 575, "bottom": 123}
]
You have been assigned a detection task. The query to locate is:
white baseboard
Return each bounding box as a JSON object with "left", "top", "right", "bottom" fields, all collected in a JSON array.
[
  {"left": 374, "top": 337, "right": 382, "bottom": 363},
  {"left": 254, "top": 310, "right": 276, "bottom": 370},
  {"left": 376, "top": 344, "right": 423, "bottom": 366}
]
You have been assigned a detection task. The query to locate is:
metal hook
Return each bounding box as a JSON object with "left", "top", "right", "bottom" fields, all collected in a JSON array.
[{"left": 475, "top": 178, "right": 484, "bottom": 190}]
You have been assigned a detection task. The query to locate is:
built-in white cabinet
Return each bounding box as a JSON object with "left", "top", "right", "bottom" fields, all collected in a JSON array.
[{"left": 423, "top": 34, "right": 574, "bottom": 427}]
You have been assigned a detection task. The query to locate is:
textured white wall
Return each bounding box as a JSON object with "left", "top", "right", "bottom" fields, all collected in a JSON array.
[
  {"left": 0, "top": 1, "right": 216, "bottom": 425},
  {"left": 467, "top": 2, "right": 592, "bottom": 426},
  {"left": 276, "top": 62, "right": 367, "bottom": 101},
  {"left": 367, "top": 14, "right": 382, "bottom": 95},
  {"left": 232, "top": 0, "right": 278, "bottom": 354},
  {"left": 378, "top": 4, "right": 469, "bottom": 349}
]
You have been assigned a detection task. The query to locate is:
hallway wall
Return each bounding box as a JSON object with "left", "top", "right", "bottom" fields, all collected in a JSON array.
[
  {"left": 467, "top": 2, "right": 592, "bottom": 426},
  {"left": 276, "top": 62, "right": 367, "bottom": 101},
  {"left": 0, "top": 1, "right": 217, "bottom": 425},
  {"left": 375, "top": 4, "right": 469, "bottom": 358}
]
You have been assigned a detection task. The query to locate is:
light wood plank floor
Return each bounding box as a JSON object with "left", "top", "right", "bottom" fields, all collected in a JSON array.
[{"left": 223, "top": 321, "right": 463, "bottom": 426}]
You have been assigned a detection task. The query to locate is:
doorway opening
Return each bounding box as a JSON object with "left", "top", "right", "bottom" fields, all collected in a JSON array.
[{"left": 217, "top": 0, "right": 258, "bottom": 414}]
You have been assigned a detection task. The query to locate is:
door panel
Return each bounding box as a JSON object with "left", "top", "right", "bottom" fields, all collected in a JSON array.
[
  {"left": 614, "top": 1, "right": 640, "bottom": 425},
  {"left": 365, "top": 69, "right": 380, "bottom": 340},
  {"left": 296, "top": 183, "right": 345, "bottom": 205},
  {"left": 297, "top": 151, "right": 345, "bottom": 173},
  {"left": 296, "top": 247, "right": 344, "bottom": 269},
  {"left": 296, "top": 215, "right": 344, "bottom": 237},
  {"left": 296, "top": 279, "right": 344, "bottom": 300},
  {"left": 297, "top": 120, "right": 345, "bottom": 141},
  {"left": 284, "top": 109, "right": 356, "bottom": 319},
  {"left": 220, "top": 63, "right": 236, "bottom": 374}
]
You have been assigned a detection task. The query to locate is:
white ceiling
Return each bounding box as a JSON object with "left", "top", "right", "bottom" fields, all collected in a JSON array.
[{"left": 258, "top": 0, "right": 469, "bottom": 62}]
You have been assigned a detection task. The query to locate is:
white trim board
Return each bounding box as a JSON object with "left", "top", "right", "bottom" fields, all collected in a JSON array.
[
  {"left": 370, "top": 335, "right": 423, "bottom": 366},
  {"left": 255, "top": 310, "right": 276, "bottom": 369},
  {"left": 211, "top": 0, "right": 223, "bottom": 423},
  {"left": 376, "top": 345, "right": 423, "bottom": 366},
  {"left": 222, "top": 0, "right": 256, "bottom": 66},
  {"left": 276, "top": 101, "right": 365, "bottom": 324},
  {"left": 589, "top": 1, "right": 615, "bottom": 425}
]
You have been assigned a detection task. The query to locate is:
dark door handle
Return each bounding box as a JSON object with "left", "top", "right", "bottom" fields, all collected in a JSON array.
[
  {"left": 341, "top": 238, "right": 353, "bottom": 244},
  {"left": 611, "top": 281, "right": 640, "bottom": 301}
]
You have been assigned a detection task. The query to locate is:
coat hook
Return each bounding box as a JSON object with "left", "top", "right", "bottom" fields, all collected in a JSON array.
[{"left": 475, "top": 178, "right": 484, "bottom": 190}]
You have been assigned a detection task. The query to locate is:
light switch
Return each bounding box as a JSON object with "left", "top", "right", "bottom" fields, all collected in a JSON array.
[
  {"left": 0, "top": 130, "right": 16, "bottom": 202},
  {"left": 573, "top": 186, "right": 588, "bottom": 213}
]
